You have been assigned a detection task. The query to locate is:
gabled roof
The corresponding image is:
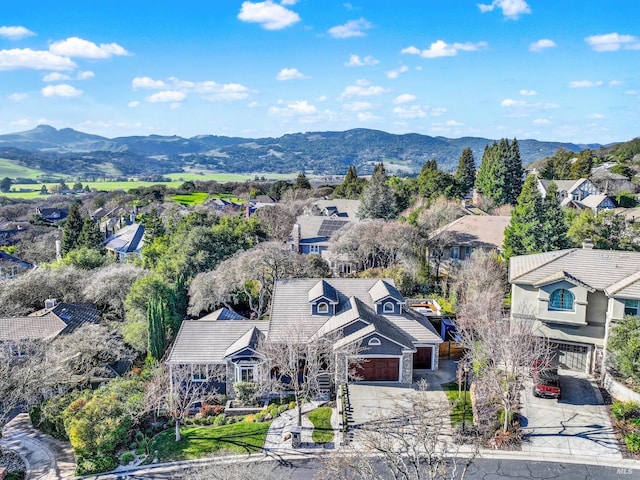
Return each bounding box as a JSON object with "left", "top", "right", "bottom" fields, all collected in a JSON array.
[
  {"left": 605, "top": 270, "right": 640, "bottom": 298},
  {"left": 105, "top": 223, "right": 145, "bottom": 253},
  {"left": 510, "top": 248, "right": 640, "bottom": 296},
  {"left": 429, "top": 215, "right": 510, "bottom": 250},
  {"left": 539, "top": 178, "right": 588, "bottom": 194},
  {"left": 368, "top": 279, "right": 404, "bottom": 304},
  {"left": 0, "top": 251, "right": 34, "bottom": 270},
  {"left": 532, "top": 270, "right": 595, "bottom": 292},
  {"left": 199, "top": 307, "right": 247, "bottom": 321},
  {"left": 224, "top": 326, "right": 265, "bottom": 358},
  {"left": 308, "top": 279, "right": 339, "bottom": 304},
  {"left": 167, "top": 319, "right": 269, "bottom": 364},
  {"left": 577, "top": 194, "right": 613, "bottom": 210}
]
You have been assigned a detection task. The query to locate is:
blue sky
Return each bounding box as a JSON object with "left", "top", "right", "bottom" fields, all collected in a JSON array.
[{"left": 1, "top": 0, "right": 638, "bottom": 144}]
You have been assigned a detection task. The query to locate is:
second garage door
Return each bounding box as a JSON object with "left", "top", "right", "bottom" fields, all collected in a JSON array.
[{"left": 355, "top": 357, "right": 400, "bottom": 381}]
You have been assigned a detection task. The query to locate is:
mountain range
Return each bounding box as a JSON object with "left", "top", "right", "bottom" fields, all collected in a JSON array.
[{"left": 0, "top": 125, "right": 604, "bottom": 178}]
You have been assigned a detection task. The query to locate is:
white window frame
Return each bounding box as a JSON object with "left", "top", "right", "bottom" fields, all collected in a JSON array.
[
  {"left": 368, "top": 337, "right": 381, "bottom": 346},
  {"left": 309, "top": 245, "right": 320, "bottom": 254},
  {"left": 236, "top": 364, "right": 256, "bottom": 383},
  {"left": 624, "top": 299, "right": 640, "bottom": 316},
  {"left": 192, "top": 364, "right": 208, "bottom": 382},
  {"left": 549, "top": 288, "right": 575, "bottom": 311},
  {"left": 383, "top": 301, "right": 395, "bottom": 313},
  {"left": 317, "top": 302, "right": 329, "bottom": 314}
]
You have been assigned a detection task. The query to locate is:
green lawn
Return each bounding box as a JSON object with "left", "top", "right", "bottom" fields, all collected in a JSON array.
[
  {"left": 442, "top": 382, "right": 472, "bottom": 427},
  {"left": 148, "top": 422, "right": 270, "bottom": 461},
  {"left": 172, "top": 192, "right": 209, "bottom": 206},
  {"left": 308, "top": 407, "right": 334, "bottom": 444}
]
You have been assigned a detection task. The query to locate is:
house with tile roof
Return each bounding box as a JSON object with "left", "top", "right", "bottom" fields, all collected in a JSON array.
[
  {"left": 104, "top": 223, "right": 145, "bottom": 262},
  {"left": 166, "top": 278, "right": 442, "bottom": 397},
  {"left": 509, "top": 244, "right": 640, "bottom": 374},
  {"left": 537, "top": 178, "right": 615, "bottom": 212}
]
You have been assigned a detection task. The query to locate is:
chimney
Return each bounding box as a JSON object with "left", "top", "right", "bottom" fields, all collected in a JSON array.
[
  {"left": 45, "top": 298, "right": 57, "bottom": 309},
  {"left": 291, "top": 223, "right": 301, "bottom": 253},
  {"left": 55, "top": 239, "right": 62, "bottom": 262},
  {"left": 582, "top": 238, "right": 594, "bottom": 249}
]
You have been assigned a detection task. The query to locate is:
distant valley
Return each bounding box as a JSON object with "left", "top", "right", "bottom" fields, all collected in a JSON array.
[{"left": 0, "top": 125, "right": 604, "bottom": 178}]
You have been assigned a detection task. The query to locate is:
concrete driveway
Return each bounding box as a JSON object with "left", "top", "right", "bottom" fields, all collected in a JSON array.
[{"left": 520, "top": 370, "right": 621, "bottom": 458}]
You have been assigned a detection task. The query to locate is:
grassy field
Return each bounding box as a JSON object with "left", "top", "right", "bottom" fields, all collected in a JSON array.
[
  {"left": 149, "top": 422, "right": 270, "bottom": 461},
  {"left": 172, "top": 192, "right": 209, "bottom": 206},
  {"left": 0, "top": 158, "right": 46, "bottom": 179},
  {"left": 442, "top": 381, "right": 472, "bottom": 427},
  {"left": 308, "top": 407, "right": 334, "bottom": 444}
]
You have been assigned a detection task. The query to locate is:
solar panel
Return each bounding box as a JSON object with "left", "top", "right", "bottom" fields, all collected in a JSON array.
[{"left": 317, "top": 219, "right": 349, "bottom": 238}]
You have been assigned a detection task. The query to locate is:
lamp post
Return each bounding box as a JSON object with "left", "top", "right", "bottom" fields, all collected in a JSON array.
[{"left": 461, "top": 362, "right": 470, "bottom": 433}]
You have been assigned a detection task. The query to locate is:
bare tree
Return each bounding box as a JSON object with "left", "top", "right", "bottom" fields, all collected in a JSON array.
[
  {"left": 82, "top": 263, "right": 147, "bottom": 320},
  {"left": 253, "top": 205, "right": 296, "bottom": 242},
  {"left": 145, "top": 362, "right": 226, "bottom": 441},
  {"left": 319, "top": 382, "right": 476, "bottom": 480}
]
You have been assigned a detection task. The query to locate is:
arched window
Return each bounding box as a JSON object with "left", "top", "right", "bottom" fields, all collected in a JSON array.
[
  {"left": 383, "top": 301, "right": 395, "bottom": 313},
  {"left": 549, "top": 289, "right": 574, "bottom": 311},
  {"left": 368, "top": 337, "right": 381, "bottom": 346},
  {"left": 317, "top": 302, "right": 329, "bottom": 314}
]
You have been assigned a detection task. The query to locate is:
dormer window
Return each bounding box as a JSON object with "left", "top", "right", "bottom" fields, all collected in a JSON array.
[
  {"left": 317, "top": 302, "right": 329, "bottom": 314},
  {"left": 368, "top": 337, "right": 381, "bottom": 346},
  {"left": 383, "top": 301, "right": 395, "bottom": 314}
]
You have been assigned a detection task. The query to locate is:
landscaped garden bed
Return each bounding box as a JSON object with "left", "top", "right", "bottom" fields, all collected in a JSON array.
[
  {"left": 309, "top": 406, "right": 334, "bottom": 444},
  {"left": 609, "top": 400, "right": 640, "bottom": 458}
]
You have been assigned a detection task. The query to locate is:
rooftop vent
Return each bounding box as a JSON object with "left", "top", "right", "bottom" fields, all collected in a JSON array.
[
  {"left": 582, "top": 239, "right": 594, "bottom": 250},
  {"left": 44, "top": 298, "right": 57, "bottom": 309}
]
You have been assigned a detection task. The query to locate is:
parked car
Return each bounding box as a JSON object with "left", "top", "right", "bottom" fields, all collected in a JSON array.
[{"left": 532, "top": 360, "right": 561, "bottom": 400}]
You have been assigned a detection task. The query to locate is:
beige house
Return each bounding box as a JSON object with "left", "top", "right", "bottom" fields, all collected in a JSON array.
[{"left": 509, "top": 245, "right": 640, "bottom": 374}]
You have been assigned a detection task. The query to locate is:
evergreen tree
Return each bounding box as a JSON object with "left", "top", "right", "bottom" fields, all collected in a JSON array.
[
  {"left": 78, "top": 217, "right": 104, "bottom": 252},
  {"left": 570, "top": 150, "right": 594, "bottom": 179},
  {"left": 0, "top": 177, "right": 12, "bottom": 193},
  {"left": 61, "top": 201, "right": 84, "bottom": 255},
  {"left": 475, "top": 139, "right": 523, "bottom": 206},
  {"left": 357, "top": 163, "right": 398, "bottom": 219},
  {"left": 416, "top": 159, "right": 462, "bottom": 200},
  {"left": 540, "top": 148, "right": 573, "bottom": 180},
  {"left": 475, "top": 142, "right": 503, "bottom": 204},
  {"left": 540, "top": 182, "right": 570, "bottom": 251},
  {"left": 333, "top": 165, "right": 366, "bottom": 199},
  {"left": 147, "top": 297, "right": 167, "bottom": 360},
  {"left": 505, "top": 138, "right": 524, "bottom": 205},
  {"left": 293, "top": 172, "right": 311, "bottom": 190},
  {"left": 455, "top": 148, "right": 476, "bottom": 194},
  {"left": 503, "top": 175, "right": 544, "bottom": 260},
  {"left": 170, "top": 273, "right": 188, "bottom": 335}
]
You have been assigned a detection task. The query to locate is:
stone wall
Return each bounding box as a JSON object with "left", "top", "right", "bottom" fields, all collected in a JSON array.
[
  {"left": 402, "top": 352, "right": 413, "bottom": 383},
  {"left": 603, "top": 372, "right": 640, "bottom": 403}
]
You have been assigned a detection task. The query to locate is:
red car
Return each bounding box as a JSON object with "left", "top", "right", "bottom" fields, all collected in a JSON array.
[{"left": 532, "top": 360, "right": 561, "bottom": 400}]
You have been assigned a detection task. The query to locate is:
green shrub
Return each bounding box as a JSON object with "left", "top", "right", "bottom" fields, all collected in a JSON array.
[
  {"left": 612, "top": 401, "right": 640, "bottom": 420},
  {"left": 288, "top": 401, "right": 296, "bottom": 410},
  {"left": 254, "top": 412, "right": 265, "bottom": 422},
  {"left": 626, "top": 433, "right": 640, "bottom": 452},
  {"left": 135, "top": 431, "right": 145, "bottom": 442},
  {"left": 76, "top": 455, "right": 119, "bottom": 475},
  {"left": 120, "top": 451, "right": 135, "bottom": 466},
  {"left": 233, "top": 382, "right": 260, "bottom": 406},
  {"left": 129, "top": 442, "right": 137, "bottom": 450},
  {"left": 278, "top": 405, "right": 288, "bottom": 414},
  {"left": 609, "top": 316, "right": 640, "bottom": 383}
]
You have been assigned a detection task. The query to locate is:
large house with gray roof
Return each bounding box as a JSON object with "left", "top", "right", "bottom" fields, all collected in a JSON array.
[
  {"left": 537, "top": 178, "right": 615, "bottom": 213},
  {"left": 166, "top": 278, "right": 442, "bottom": 397},
  {"left": 509, "top": 244, "right": 640, "bottom": 374}
]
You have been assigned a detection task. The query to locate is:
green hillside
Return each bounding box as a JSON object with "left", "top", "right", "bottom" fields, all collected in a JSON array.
[{"left": 0, "top": 158, "right": 46, "bottom": 179}]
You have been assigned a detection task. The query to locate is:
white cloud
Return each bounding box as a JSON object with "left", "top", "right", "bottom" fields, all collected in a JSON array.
[
  {"left": 328, "top": 18, "right": 373, "bottom": 38},
  {"left": 132, "top": 77, "right": 168, "bottom": 90},
  {"left": 200, "top": 83, "right": 250, "bottom": 101},
  {"left": 477, "top": 0, "right": 531, "bottom": 19},
  {"left": 0, "top": 48, "right": 76, "bottom": 71},
  {"left": 49, "top": 37, "right": 129, "bottom": 59},
  {"left": 568, "top": 80, "right": 603, "bottom": 88},
  {"left": 10, "top": 118, "right": 30, "bottom": 127},
  {"left": 269, "top": 100, "right": 317, "bottom": 117},
  {"left": 533, "top": 118, "right": 552, "bottom": 125},
  {"left": 585, "top": 33, "right": 640, "bottom": 52},
  {"left": 501, "top": 98, "right": 558, "bottom": 109},
  {"left": 625, "top": 90, "right": 640, "bottom": 96},
  {"left": 519, "top": 89, "right": 537, "bottom": 96},
  {"left": 276, "top": 67, "right": 306, "bottom": 80},
  {"left": 430, "top": 107, "right": 447, "bottom": 116},
  {"left": 609, "top": 80, "right": 623, "bottom": 86},
  {"left": 394, "top": 94, "right": 416, "bottom": 104},
  {"left": 345, "top": 54, "right": 379, "bottom": 66},
  {"left": 386, "top": 65, "right": 408, "bottom": 79},
  {"left": 238, "top": 1, "right": 300, "bottom": 30},
  {"left": 501, "top": 99, "right": 527, "bottom": 107},
  {"left": 146, "top": 90, "right": 187, "bottom": 103},
  {"left": 529, "top": 38, "right": 556, "bottom": 52},
  {"left": 446, "top": 120, "right": 463, "bottom": 126},
  {"left": 77, "top": 70, "right": 94, "bottom": 80},
  {"left": 393, "top": 105, "right": 426, "bottom": 119},
  {"left": 41, "top": 84, "right": 83, "bottom": 98},
  {"left": 339, "top": 80, "right": 387, "bottom": 99},
  {"left": 342, "top": 101, "right": 373, "bottom": 111},
  {"left": 587, "top": 113, "right": 605, "bottom": 119},
  {"left": 128, "top": 101, "right": 140, "bottom": 108},
  {"left": 357, "top": 112, "right": 379, "bottom": 122},
  {"left": 43, "top": 72, "right": 71, "bottom": 82},
  {"left": 401, "top": 40, "right": 487, "bottom": 58},
  {"left": 7, "top": 92, "right": 28, "bottom": 102},
  {"left": 0, "top": 26, "right": 36, "bottom": 40}
]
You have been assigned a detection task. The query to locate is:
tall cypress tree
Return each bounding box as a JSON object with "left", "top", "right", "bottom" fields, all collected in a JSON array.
[
  {"left": 503, "top": 175, "right": 544, "bottom": 260},
  {"left": 78, "top": 217, "right": 105, "bottom": 252},
  {"left": 147, "top": 297, "right": 167, "bottom": 360},
  {"left": 505, "top": 138, "right": 524, "bottom": 205},
  {"left": 540, "top": 182, "right": 570, "bottom": 251},
  {"left": 293, "top": 172, "right": 311, "bottom": 190},
  {"left": 61, "top": 201, "right": 84, "bottom": 255},
  {"left": 475, "top": 139, "right": 523, "bottom": 206},
  {"left": 455, "top": 147, "right": 476, "bottom": 194},
  {"left": 333, "top": 165, "right": 366, "bottom": 199},
  {"left": 357, "top": 163, "right": 398, "bottom": 219}
]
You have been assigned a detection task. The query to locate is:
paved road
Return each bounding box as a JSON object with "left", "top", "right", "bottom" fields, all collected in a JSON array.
[{"left": 86, "top": 456, "right": 640, "bottom": 479}]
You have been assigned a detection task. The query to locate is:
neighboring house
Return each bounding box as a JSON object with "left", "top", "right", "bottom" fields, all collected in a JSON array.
[
  {"left": 166, "top": 278, "right": 442, "bottom": 397},
  {"left": 289, "top": 199, "right": 361, "bottom": 275},
  {"left": 104, "top": 223, "right": 145, "bottom": 262},
  {"left": 35, "top": 207, "right": 68, "bottom": 224},
  {"left": 537, "top": 178, "right": 615, "bottom": 212},
  {"left": 245, "top": 195, "right": 277, "bottom": 217},
  {"left": 590, "top": 170, "right": 636, "bottom": 197},
  {"left": 0, "top": 299, "right": 102, "bottom": 354},
  {"left": 427, "top": 215, "right": 510, "bottom": 276},
  {"left": 0, "top": 251, "right": 34, "bottom": 281},
  {"left": 509, "top": 244, "right": 640, "bottom": 374}
]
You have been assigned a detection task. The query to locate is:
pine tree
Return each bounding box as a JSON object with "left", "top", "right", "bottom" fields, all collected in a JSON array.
[
  {"left": 293, "top": 172, "right": 311, "bottom": 190},
  {"left": 357, "top": 163, "right": 398, "bottom": 219},
  {"left": 333, "top": 165, "right": 366, "bottom": 199},
  {"left": 78, "top": 217, "right": 104, "bottom": 252},
  {"left": 475, "top": 139, "right": 523, "bottom": 206},
  {"left": 540, "top": 182, "right": 570, "bottom": 251},
  {"left": 475, "top": 142, "right": 503, "bottom": 204},
  {"left": 147, "top": 297, "right": 167, "bottom": 360},
  {"left": 570, "top": 150, "right": 594, "bottom": 179},
  {"left": 505, "top": 138, "right": 524, "bottom": 205},
  {"left": 503, "top": 175, "right": 544, "bottom": 260},
  {"left": 61, "top": 201, "right": 84, "bottom": 255},
  {"left": 455, "top": 147, "right": 476, "bottom": 194}
]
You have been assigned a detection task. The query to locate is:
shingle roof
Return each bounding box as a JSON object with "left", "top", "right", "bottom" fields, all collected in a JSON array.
[
  {"left": 225, "top": 326, "right": 264, "bottom": 358},
  {"left": 199, "top": 307, "right": 247, "bottom": 321},
  {"left": 510, "top": 248, "right": 640, "bottom": 295},
  {"left": 368, "top": 280, "right": 404, "bottom": 304},
  {"left": 166, "top": 319, "right": 269, "bottom": 364},
  {"left": 308, "top": 279, "right": 339, "bottom": 304},
  {"left": 577, "top": 194, "right": 612, "bottom": 209},
  {"left": 430, "top": 215, "right": 511, "bottom": 250},
  {"left": 105, "top": 223, "right": 145, "bottom": 253},
  {"left": 539, "top": 179, "right": 585, "bottom": 194}
]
